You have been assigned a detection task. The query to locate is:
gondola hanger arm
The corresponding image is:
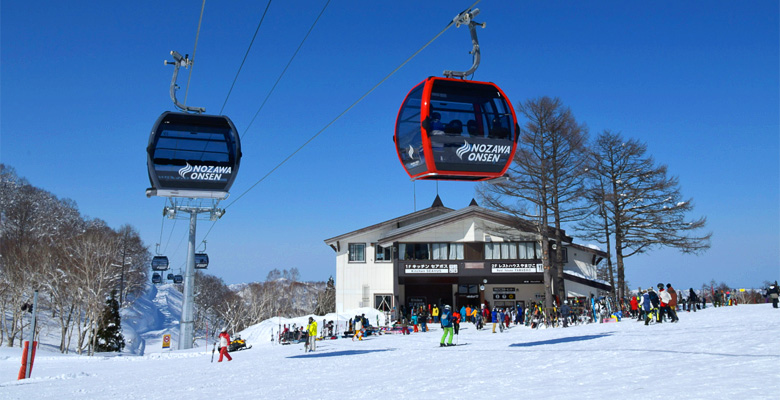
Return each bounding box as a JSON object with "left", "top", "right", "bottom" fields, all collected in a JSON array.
[
  {"left": 443, "top": 8, "right": 486, "bottom": 79},
  {"left": 165, "top": 51, "right": 205, "bottom": 114}
]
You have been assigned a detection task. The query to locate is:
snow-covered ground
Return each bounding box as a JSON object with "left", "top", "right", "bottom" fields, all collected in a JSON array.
[{"left": 1, "top": 285, "right": 778, "bottom": 399}]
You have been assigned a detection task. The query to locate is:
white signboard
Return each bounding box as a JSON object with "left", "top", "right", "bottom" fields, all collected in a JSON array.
[
  {"left": 491, "top": 263, "right": 543, "bottom": 273},
  {"left": 405, "top": 264, "right": 459, "bottom": 274}
]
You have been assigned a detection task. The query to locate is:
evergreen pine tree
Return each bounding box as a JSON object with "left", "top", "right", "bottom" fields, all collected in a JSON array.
[{"left": 96, "top": 290, "right": 125, "bottom": 352}]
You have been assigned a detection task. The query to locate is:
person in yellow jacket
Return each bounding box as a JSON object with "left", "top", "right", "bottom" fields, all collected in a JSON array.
[
  {"left": 432, "top": 305, "right": 440, "bottom": 323},
  {"left": 306, "top": 317, "right": 318, "bottom": 352}
]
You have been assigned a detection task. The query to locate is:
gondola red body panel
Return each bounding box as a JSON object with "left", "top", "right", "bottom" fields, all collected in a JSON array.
[{"left": 394, "top": 77, "right": 518, "bottom": 181}]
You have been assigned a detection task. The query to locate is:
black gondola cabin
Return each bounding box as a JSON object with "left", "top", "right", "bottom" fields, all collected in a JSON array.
[
  {"left": 151, "top": 256, "right": 169, "bottom": 271},
  {"left": 394, "top": 77, "right": 518, "bottom": 181},
  {"left": 194, "top": 253, "right": 209, "bottom": 269},
  {"left": 173, "top": 275, "right": 183, "bottom": 284},
  {"left": 146, "top": 112, "right": 242, "bottom": 199},
  {"left": 152, "top": 273, "right": 162, "bottom": 284}
]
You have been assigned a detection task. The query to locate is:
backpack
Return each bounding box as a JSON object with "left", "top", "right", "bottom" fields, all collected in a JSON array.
[{"left": 648, "top": 291, "right": 660, "bottom": 307}]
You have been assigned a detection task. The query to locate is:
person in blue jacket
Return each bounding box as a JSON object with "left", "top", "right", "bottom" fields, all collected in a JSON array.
[
  {"left": 440, "top": 305, "right": 454, "bottom": 347},
  {"left": 641, "top": 289, "right": 653, "bottom": 325}
]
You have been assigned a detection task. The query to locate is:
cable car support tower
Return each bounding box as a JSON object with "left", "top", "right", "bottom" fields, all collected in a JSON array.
[{"left": 146, "top": 50, "right": 237, "bottom": 350}]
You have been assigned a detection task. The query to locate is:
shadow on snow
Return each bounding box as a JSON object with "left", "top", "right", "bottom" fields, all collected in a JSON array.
[
  {"left": 510, "top": 333, "right": 614, "bottom": 347},
  {"left": 287, "top": 348, "right": 395, "bottom": 359}
]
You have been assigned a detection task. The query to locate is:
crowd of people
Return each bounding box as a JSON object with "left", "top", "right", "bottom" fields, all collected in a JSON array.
[{"left": 213, "top": 281, "right": 779, "bottom": 361}]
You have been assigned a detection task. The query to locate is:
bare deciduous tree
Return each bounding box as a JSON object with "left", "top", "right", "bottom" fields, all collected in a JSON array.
[
  {"left": 478, "top": 97, "right": 589, "bottom": 306},
  {"left": 581, "top": 131, "right": 711, "bottom": 300}
]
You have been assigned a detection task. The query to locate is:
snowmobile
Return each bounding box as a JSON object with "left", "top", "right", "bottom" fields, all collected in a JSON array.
[{"left": 228, "top": 335, "right": 252, "bottom": 351}]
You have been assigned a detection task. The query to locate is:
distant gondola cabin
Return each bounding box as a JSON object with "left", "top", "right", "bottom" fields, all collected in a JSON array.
[
  {"left": 152, "top": 273, "right": 162, "bottom": 284},
  {"left": 194, "top": 253, "right": 209, "bottom": 269},
  {"left": 173, "top": 275, "right": 183, "bottom": 284},
  {"left": 151, "top": 256, "right": 169, "bottom": 271},
  {"left": 394, "top": 77, "right": 518, "bottom": 181}
]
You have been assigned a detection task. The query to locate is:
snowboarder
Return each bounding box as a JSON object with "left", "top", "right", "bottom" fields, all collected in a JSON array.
[
  {"left": 440, "top": 305, "right": 454, "bottom": 347},
  {"left": 217, "top": 328, "right": 232, "bottom": 362}
]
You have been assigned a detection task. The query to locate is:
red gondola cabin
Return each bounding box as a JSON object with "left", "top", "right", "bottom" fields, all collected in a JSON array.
[{"left": 394, "top": 77, "right": 518, "bottom": 181}]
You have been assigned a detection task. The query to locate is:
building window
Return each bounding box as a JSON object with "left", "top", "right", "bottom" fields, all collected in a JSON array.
[
  {"left": 376, "top": 245, "right": 392, "bottom": 262},
  {"left": 449, "top": 243, "right": 464, "bottom": 260},
  {"left": 375, "top": 294, "right": 392, "bottom": 311},
  {"left": 518, "top": 242, "right": 540, "bottom": 259},
  {"left": 349, "top": 243, "right": 366, "bottom": 262},
  {"left": 485, "top": 242, "right": 517, "bottom": 260},
  {"left": 400, "top": 243, "right": 464, "bottom": 260},
  {"left": 458, "top": 284, "right": 478, "bottom": 294},
  {"left": 399, "top": 243, "right": 430, "bottom": 260},
  {"left": 553, "top": 247, "right": 568, "bottom": 263},
  {"left": 485, "top": 241, "right": 542, "bottom": 260}
]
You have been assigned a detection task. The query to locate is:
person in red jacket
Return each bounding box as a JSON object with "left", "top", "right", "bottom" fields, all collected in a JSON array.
[
  {"left": 630, "top": 296, "right": 639, "bottom": 318},
  {"left": 217, "top": 328, "right": 232, "bottom": 362},
  {"left": 666, "top": 283, "right": 679, "bottom": 322}
]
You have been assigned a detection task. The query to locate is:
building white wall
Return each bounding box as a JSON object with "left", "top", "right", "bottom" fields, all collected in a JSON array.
[
  {"left": 563, "top": 246, "right": 599, "bottom": 278},
  {"left": 335, "top": 229, "right": 395, "bottom": 312}
]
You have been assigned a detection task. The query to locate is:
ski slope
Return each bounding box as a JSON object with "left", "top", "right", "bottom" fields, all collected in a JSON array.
[{"left": 1, "top": 286, "right": 778, "bottom": 399}]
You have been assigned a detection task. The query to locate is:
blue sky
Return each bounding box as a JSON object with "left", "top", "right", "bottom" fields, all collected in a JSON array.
[{"left": 2, "top": 1, "right": 778, "bottom": 290}]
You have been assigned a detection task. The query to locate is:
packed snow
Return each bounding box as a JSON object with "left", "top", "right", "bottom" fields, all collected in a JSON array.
[{"left": 1, "top": 284, "right": 778, "bottom": 399}]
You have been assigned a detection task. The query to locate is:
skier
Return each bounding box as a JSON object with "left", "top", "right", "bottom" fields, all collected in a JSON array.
[
  {"left": 432, "top": 305, "right": 440, "bottom": 323},
  {"left": 766, "top": 282, "right": 779, "bottom": 308},
  {"left": 440, "top": 305, "right": 454, "bottom": 347},
  {"left": 306, "top": 317, "right": 318, "bottom": 352},
  {"left": 217, "top": 328, "right": 232, "bottom": 362}
]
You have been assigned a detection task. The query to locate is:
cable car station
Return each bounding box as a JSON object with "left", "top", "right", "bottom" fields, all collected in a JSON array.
[{"left": 324, "top": 197, "right": 610, "bottom": 313}]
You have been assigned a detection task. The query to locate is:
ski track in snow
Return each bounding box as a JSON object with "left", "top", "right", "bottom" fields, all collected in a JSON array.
[{"left": 1, "top": 284, "right": 778, "bottom": 399}]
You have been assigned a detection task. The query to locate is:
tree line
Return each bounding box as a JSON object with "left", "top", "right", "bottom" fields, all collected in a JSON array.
[
  {"left": 1, "top": 163, "right": 334, "bottom": 352},
  {"left": 1, "top": 165, "right": 150, "bottom": 354},
  {"left": 190, "top": 268, "right": 332, "bottom": 344},
  {"left": 478, "top": 97, "right": 712, "bottom": 306}
]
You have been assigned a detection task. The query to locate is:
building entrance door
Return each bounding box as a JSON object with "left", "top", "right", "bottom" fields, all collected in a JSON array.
[{"left": 405, "top": 284, "right": 452, "bottom": 308}]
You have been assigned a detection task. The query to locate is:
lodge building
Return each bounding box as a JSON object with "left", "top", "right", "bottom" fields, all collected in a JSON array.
[{"left": 324, "top": 196, "right": 610, "bottom": 313}]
